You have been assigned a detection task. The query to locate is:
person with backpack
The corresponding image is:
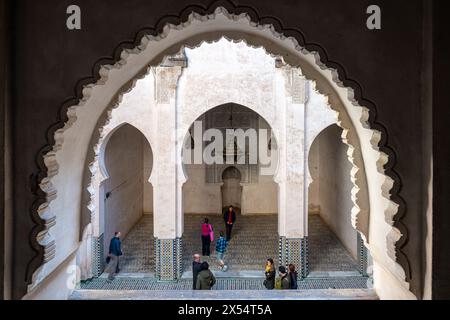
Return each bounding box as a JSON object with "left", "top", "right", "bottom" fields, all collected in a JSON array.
[
  {"left": 275, "top": 266, "right": 291, "bottom": 289},
  {"left": 288, "top": 263, "right": 298, "bottom": 289},
  {"left": 201, "top": 218, "right": 214, "bottom": 256},
  {"left": 196, "top": 261, "right": 216, "bottom": 290}
]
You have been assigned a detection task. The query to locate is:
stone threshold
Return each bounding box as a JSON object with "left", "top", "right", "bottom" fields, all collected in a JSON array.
[{"left": 70, "top": 289, "right": 378, "bottom": 300}]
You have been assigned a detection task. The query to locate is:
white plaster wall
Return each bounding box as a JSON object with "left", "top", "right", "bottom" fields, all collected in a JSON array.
[
  {"left": 178, "top": 40, "right": 279, "bottom": 141},
  {"left": 143, "top": 141, "right": 153, "bottom": 214},
  {"left": 241, "top": 175, "right": 278, "bottom": 214},
  {"left": 103, "top": 125, "right": 144, "bottom": 251},
  {"left": 309, "top": 125, "right": 357, "bottom": 259},
  {"left": 183, "top": 165, "right": 222, "bottom": 214}
]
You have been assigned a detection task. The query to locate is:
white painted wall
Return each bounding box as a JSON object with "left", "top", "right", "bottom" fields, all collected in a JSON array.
[
  {"left": 103, "top": 124, "right": 145, "bottom": 252},
  {"left": 183, "top": 165, "right": 278, "bottom": 215},
  {"left": 309, "top": 125, "right": 357, "bottom": 259},
  {"left": 183, "top": 165, "right": 222, "bottom": 214},
  {"left": 143, "top": 141, "right": 153, "bottom": 214},
  {"left": 241, "top": 175, "right": 278, "bottom": 214}
]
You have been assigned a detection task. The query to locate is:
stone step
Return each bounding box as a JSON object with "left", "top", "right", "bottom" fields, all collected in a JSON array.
[{"left": 70, "top": 288, "right": 378, "bottom": 300}]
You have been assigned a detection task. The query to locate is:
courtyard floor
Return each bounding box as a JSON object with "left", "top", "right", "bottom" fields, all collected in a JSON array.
[
  {"left": 77, "top": 214, "right": 370, "bottom": 298},
  {"left": 119, "top": 213, "right": 359, "bottom": 274}
]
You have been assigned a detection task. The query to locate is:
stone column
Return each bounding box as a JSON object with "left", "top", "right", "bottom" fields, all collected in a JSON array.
[
  {"left": 151, "top": 53, "right": 186, "bottom": 281},
  {"left": 276, "top": 64, "right": 309, "bottom": 278}
]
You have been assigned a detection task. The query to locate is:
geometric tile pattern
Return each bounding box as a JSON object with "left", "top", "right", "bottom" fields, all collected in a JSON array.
[
  {"left": 91, "top": 234, "right": 104, "bottom": 278},
  {"left": 155, "top": 238, "right": 182, "bottom": 281},
  {"left": 307, "top": 215, "right": 359, "bottom": 273},
  {"left": 120, "top": 216, "right": 155, "bottom": 273},
  {"left": 182, "top": 214, "right": 279, "bottom": 272},
  {"left": 115, "top": 214, "right": 359, "bottom": 276},
  {"left": 301, "top": 237, "right": 309, "bottom": 278},
  {"left": 79, "top": 276, "right": 369, "bottom": 291},
  {"left": 279, "top": 237, "right": 308, "bottom": 279},
  {"left": 357, "top": 233, "right": 368, "bottom": 276}
]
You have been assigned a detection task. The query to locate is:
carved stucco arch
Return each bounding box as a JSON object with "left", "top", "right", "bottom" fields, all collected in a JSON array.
[
  {"left": 88, "top": 121, "right": 155, "bottom": 238},
  {"left": 180, "top": 101, "right": 281, "bottom": 182},
  {"left": 31, "top": 3, "right": 410, "bottom": 295}
]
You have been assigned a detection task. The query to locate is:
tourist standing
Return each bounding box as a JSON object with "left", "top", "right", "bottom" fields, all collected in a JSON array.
[
  {"left": 216, "top": 231, "right": 229, "bottom": 271},
  {"left": 275, "top": 266, "right": 291, "bottom": 289},
  {"left": 288, "top": 263, "right": 298, "bottom": 289},
  {"left": 224, "top": 205, "right": 236, "bottom": 241},
  {"left": 196, "top": 262, "right": 216, "bottom": 290},
  {"left": 192, "top": 253, "right": 203, "bottom": 290},
  {"left": 201, "top": 218, "right": 213, "bottom": 256},
  {"left": 263, "top": 258, "right": 276, "bottom": 290},
  {"left": 106, "top": 231, "right": 123, "bottom": 281}
]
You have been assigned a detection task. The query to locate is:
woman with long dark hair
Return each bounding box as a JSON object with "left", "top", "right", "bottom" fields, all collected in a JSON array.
[{"left": 263, "top": 258, "right": 276, "bottom": 290}]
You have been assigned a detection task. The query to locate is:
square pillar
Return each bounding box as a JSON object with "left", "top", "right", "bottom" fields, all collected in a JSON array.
[{"left": 152, "top": 55, "right": 186, "bottom": 281}]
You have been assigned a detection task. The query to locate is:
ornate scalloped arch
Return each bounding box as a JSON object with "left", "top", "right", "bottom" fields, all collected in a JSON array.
[{"left": 29, "top": 1, "right": 410, "bottom": 294}]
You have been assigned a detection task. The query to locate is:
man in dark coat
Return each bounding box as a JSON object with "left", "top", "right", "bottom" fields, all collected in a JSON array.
[
  {"left": 192, "top": 254, "right": 202, "bottom": 290},
  {"left": 224, "top": 205, "right": 236, "bottom": 241},
  {"left": 106, "top": 231, "right": 123, "bottom": 281}
]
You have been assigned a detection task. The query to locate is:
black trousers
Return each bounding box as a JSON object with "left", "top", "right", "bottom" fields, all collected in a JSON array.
[
  {"left": 225, "top": 223, "right": 234, "bottom": 240},
  {"left": 201, "top": 235, "right": 211, "bottom": 256}
]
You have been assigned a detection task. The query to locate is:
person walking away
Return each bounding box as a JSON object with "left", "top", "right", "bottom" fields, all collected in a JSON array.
[
  {"left": 264, "top": 258, "right": 276, "bottom": 290},
  {"left": 224, "top": 205, "right": 236, "bottom": 241},
  {"left": 192, "top": 254, "right": 202, "bottom": 290},
  {"left": 201, "top": 218, "right": 213, "bottom": 256},
  {"left": 196, "top": 262, "right": 216, "bottom": 290},
  {"left": 216, "top": 231, "right": 229, "bottom": 271},
  {"left": 288, "top": 264, "right": 298, "bottom": 289},
  {"left": 275, "top": 266, "right": 291, "bottom": 289},
  {"left": 106, "top": 231, "right": 123, "bottom": 281}
]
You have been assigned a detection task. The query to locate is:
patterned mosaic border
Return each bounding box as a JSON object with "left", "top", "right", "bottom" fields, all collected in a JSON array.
[
  {"left": 155, "top": 238, "right": 183, "bottom": 281},
  {"left": 279, "top": 236, "right": 308, "bottom": 279},
  {"left": 91, "top": 234, "right": 105, "bottom": 278},
  {"left": 357, "top": 233, "right": 368, "bottom": 276}
]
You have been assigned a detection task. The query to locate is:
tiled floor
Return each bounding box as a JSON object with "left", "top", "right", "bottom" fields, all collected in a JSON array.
[
  {"left": 119, "top": 215, "right": 155, "bottom": 273},
  {"left": 79, "top": 276, "right": 370, "bottom": 291},
  {"left": 118, "top": 214, "right": 359, "bottom": 274},
  {"left": 308, "top": 215, "right": 360, "bottom": 272},
  {"left": 80, "top": 214, "right": 368, "bottom": 296}
]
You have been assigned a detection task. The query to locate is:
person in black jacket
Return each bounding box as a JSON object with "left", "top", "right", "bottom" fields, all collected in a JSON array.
[
  {"left": 264, "top": 258, "right": 276, "bottom": 290},
  {"left": 192, "top": 254, "right": 202, "bottom": 290},
  {"left": 288, "top": 263, "right": 298, "bottom": 289},
  {"left": 106, "top": 231, "right": 123, "bottom": 281},
  {"left": 224, "top": 205, "right": 236, "bottom": 241}
]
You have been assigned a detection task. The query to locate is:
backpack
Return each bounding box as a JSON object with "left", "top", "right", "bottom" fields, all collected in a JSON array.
[{"left": 275, "top": 277, "right": 282, "bottom": 290}]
